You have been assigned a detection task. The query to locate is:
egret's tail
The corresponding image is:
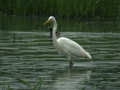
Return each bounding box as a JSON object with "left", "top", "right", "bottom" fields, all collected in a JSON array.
[{"left": 86, "top": 52, "right": 92, "bottom": 59}]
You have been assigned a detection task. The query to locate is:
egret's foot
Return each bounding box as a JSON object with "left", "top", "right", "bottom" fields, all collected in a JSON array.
[{"left": 69, "top": 60, "right": 73, "bottom": 68}]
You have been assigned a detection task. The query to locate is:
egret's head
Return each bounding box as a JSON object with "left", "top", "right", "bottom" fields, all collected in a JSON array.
[{"left": 44, "top": 16, "right": 55, "bottom": 25}]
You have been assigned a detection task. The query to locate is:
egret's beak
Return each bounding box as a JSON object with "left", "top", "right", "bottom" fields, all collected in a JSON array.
[{"left": 43, "top": 19, "right": 50, "bottom": 25}]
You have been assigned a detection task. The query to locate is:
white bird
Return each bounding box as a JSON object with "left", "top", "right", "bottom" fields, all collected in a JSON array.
[{"left": 44, "top": 16, "right": 92, "bottom": 68}]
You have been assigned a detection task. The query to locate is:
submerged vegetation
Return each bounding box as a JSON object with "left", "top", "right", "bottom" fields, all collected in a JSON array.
[
  {"left": 0, "top": 0, "right": 119, "bottom": 19},
  {"left": 8, "top": 78, "right": 43, "bottom": 90}
]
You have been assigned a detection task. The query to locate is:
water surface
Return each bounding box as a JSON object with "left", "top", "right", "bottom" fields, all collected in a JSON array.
[
  {"left": 0, "top": 16, "right": 120, "bottom": 90},
  {"left": 0, "top": 30, "right": 120, "bottom": 90}
]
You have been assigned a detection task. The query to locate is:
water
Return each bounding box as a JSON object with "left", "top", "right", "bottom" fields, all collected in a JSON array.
[{"left": 0, "top": 17, "right": 120, "bottom": 90}]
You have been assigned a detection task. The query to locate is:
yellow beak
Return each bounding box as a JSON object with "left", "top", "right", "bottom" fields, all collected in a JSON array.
[{"left": 43, "top": 19, "right": 50, "bottom": 25}]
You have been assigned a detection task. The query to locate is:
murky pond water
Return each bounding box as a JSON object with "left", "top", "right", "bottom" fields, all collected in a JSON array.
[
  {"left": 0, "top": 16, "right": 120, "bottom": 90},
  {"left": 0, "top": 30, "right": 120, "bottom": 90}
]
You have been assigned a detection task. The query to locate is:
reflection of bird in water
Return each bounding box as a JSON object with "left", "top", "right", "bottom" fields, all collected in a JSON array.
[
  {"left": 44, "top": 16, "right": 92, "bottom": 68},
  {"left": 49, "top": 68, "right": 92, "bottom": 90},
  {"left": 49, "top": 27, "right": 60, "bottom": 38}
]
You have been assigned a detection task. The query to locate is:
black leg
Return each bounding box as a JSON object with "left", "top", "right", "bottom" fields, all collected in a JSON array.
[{"left": 69, "top": 60, "right": 73, "bottom": 68}]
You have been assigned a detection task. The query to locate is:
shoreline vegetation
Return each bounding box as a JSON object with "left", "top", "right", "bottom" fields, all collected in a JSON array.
[
  {"left": 0, "top": 15, "right": 119, "bottom": 32},
  {"left": 0, "top": 0, "right": 119, "bottom": 20},
  {"left": 0, "top": 0, "right": 119, "bottom": 32}
]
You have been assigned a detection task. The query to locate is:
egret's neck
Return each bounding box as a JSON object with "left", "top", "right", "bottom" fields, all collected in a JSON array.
[
  {"left": 52, "top": 19, "right": 60, "bottom": 49},
  {"left": 52, "top": 20, "right": 57, "bottom": 41}
]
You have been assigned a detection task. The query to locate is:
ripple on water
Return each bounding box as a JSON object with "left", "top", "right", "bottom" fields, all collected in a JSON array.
[{"left": 0, "top": 31, "right": 120, "bottom": 90}]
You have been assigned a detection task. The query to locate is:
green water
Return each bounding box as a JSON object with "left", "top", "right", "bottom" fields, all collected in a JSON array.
[{"left": 0, "top": 16, "right": 120, "bottom": 90}]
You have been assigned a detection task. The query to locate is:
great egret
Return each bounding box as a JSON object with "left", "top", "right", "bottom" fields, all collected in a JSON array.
[{"left": 44, "top": 16, "right": 92, "bottom": 67}]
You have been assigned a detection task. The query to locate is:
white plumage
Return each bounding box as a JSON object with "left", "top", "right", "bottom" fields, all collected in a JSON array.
[
  {"left": 57, "top": 37, "right": 92, "bottom": 59},
  {"left": 44, "top": 16, "right": 92, "bottom": 67}
]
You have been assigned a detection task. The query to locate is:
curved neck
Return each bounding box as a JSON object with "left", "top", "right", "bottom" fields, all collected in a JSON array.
[{"left": 52, "top": 20, "right": 57, "bottom": 42}]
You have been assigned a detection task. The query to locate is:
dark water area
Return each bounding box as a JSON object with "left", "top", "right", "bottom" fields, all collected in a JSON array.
[{"left": 0, "top": 16, "right": 120, "bottom": 90}]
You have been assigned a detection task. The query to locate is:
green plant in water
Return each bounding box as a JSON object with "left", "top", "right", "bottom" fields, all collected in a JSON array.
[
  {"left": 8, "top": 80, "right": 12, "bottom": 90},
  {"left": 8, "top": 77, "right": 43, "bottom": 90},
  {"left": 18, "top": 77, "right": 43, "bottom": 90}
]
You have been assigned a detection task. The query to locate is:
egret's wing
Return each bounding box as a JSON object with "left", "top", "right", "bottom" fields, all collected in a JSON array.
[{"left": 57, "top": 37, "right": 92, "bottom": 59}]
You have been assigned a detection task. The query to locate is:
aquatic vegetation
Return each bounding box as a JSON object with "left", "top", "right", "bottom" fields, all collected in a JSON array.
[
  {"left": 0, "top": 0, "right": 119, "bottom": 19},
  {"left": 8, "top": 78, "right": 43, "bottom": 90},
  {"left": 8, "top": 81, "right": 12, "bottom": 90}
]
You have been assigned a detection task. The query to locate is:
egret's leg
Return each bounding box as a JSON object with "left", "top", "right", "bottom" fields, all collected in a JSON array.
[
  {"left": 68, "top": 56, "right": 73, "bottom": 68},
  {"left": 70, "top": 60, "right": 73, "bottom": 67}
]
